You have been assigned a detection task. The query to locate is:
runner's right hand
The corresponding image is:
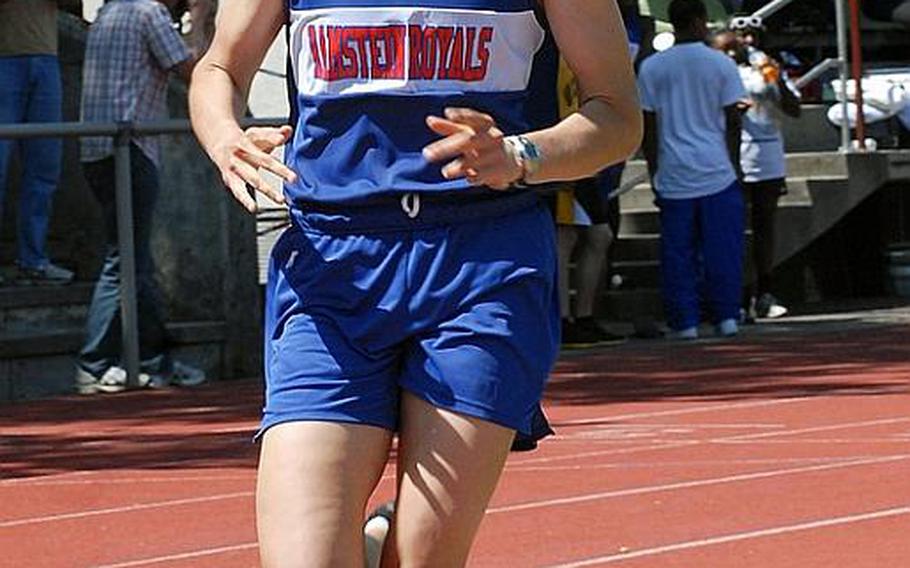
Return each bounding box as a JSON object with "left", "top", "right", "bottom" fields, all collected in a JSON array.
[{"left": 211, "top": 125, "right": 297, "bottom": 213}]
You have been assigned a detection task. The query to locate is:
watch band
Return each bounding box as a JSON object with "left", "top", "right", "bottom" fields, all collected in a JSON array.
[{"left": 504, "top": 135, "right": 543, "bottom": 187}]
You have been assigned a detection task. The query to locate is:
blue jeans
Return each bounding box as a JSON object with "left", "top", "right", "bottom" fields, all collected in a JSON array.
[
  {"left": 0, "top": 55, "right": 63, "bottom": 269},
  {"left": 658, "top": 183, "right": 745, "bottom": 330},
  {"left": 78, "top": 145, "right": 170, "bottom": 377}
]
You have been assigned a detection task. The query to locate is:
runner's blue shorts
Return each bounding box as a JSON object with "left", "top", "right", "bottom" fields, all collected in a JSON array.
[{"left": 259, "top": 191, "right": 559, "bottom": 438}]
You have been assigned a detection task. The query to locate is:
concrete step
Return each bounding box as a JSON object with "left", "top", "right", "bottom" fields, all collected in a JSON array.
[
  {"left": 0, "top": 282, "right": 94, "bottom": 333},
  {"left": 617, "top": 175, "right": 830, "bottom": 212},
  {"left": 617, "top": 175, "right": 847, "bottom": 239},
  {"left": 0, "top": 320, "right": 227, "bottom": 403},
  {"left": 885, "top": 151, "right": 910, "bottom": 181},
  {"left": 611, "top": 234, "right": 660, "bottom": 262},
  {"left": 611, "top": 260, "right": 661, "bottom": 289},
  {"left": 622, "top": 152, "right": 848, "bottom": 187},
  {"left": 600, "top": 288, "right": 664, "bottom": 322}
]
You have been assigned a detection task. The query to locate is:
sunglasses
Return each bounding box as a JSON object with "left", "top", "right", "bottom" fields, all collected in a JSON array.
[{"left": 729, "top": 15, "right": 764, "bottom": 30}]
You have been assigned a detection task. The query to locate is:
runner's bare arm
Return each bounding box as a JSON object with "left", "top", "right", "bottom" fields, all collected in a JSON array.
[
  {"left": 423, "top": 0, "right": 642, "bottom": 187},
  {"left": 536, "top": 0, "right": 642, "bottom": 179},
  {"left": 189, "top": 0, "right": 296, "bottom": 213}
]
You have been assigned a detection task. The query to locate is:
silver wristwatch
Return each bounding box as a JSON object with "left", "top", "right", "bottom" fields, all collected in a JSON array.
[{"left": 504, "top": 135, "right": 543, "bottom": 187}]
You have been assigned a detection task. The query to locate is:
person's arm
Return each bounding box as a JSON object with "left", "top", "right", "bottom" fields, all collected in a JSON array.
[
  {"left": 423, "top": 0, "right": 642, "bottom": 189},
  {"left": 777, "top": 74, "right": 801, "bottom": 118},
  {"left": 642, "top": 110, "right": 658, "bottom": 185},
  {"left": 188, "top": 0, "right": 294, "bottom": 212},
  {"left": 145, "top": 3, "right": 195, "bottom": 81},
  {"left": 725, "top": 103, "right": 743, "bottom": 180}
]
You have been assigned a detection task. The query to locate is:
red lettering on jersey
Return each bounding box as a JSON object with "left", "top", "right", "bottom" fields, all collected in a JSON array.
[
  {"left": 327, "top": 26, "right": 346, "bottom": 80},
  {"left": 368, "top": 27, "right": 405, "bottom": 80},
  {"left": 408, "top": 25, "right": 439, "bottom": 80},
  {"left": 388, "top": 26, "right": 406, "bottom": 79},
  {"left": 445, "top": 27, "right": 466, "bottom": 80},
  {"left": 339, "top": 28, "right": 359, "bottom": 79},
  {"left": 472, "top": 27, "right": 493, "bottom": 81},
  {"left": 347, "top": 27, "right": 370, "bottom": 79},
  {"left": 307, "top": 23, "right": 492, "bottom": 83},
  {"left": 435, "top": 27, "right": 455, "bottom": 80},
  {"left": 308, "top": 26, "right": 328, "bottom": 79}
]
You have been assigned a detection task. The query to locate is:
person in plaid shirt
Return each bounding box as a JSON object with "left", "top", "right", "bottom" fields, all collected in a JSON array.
[{"left": 76, "top": 0, "right": 209, "bottom": 394}]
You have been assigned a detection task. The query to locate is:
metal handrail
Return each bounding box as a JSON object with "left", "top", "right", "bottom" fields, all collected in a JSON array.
[
  {"left": 0, "top": 117, "right": 286, "bottom": 387},
  {"left": 744, "top": 0, "right": 861, "bottom": 152},
  {"left": 751, "top": 0, "right": 798, "bottom": 21}
]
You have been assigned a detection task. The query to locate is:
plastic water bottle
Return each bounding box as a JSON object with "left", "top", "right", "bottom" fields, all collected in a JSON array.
[{"left": 747, "top": 47, "right": 779, "bottom": 84}]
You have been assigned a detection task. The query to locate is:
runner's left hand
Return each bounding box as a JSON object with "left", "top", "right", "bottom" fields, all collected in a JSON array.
[{"left": 423, "top": 108, "right": 524, "bottom": 190}]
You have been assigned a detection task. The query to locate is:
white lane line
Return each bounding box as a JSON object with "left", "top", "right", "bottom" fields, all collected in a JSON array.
[
  {"left": 4, "top": 475, "right": 255, "bottom": 488},
  {"left": 93, "top": 542, "right": 258, "bottom": 568},
  {"left": 511, "top": 416, "right": 910, "bottom": 467},
  {"left": 488, "top": 454, "right": 909, "bottom": 515},
  {"left": 719, "top": 438, "right": 910, "bottom": 445},
  {"left": 556, "top": 423, "right": 786, "bottom": 432},
  {"left": 511, "top": 442, "right": 699, "bottom": 466},
  {"left": 505, "top": 455, "right": 887, "bottom": 473},
  {"left": 545, "top": 505, "right": 910, "bottom": 567},
  {"left": 717, "top": 416, "right": 910, "bottom": 441},
  {"left": 0, "top": 469, "right": 97, "bottom": 487},
  {"left": 0, "top": 492, "right": 253, "bottom": 528},
  {"left": 552, "top": 398, "right": 810, "bottom": 427},
  {"left": 0, "top": 471, "right": 399, "bottom": 526}
]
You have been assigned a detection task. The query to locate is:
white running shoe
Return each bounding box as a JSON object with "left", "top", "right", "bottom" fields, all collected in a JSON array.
[
  {"left": 755, "top": 293, "right": 788, "bottom": 319},
  {"left": 146, "top": 360, "right": 207, "bottom": 388},
  {"left": 715, "top": 318, "right": 739, "bottom": 337},
  {"left": 75, "top": 366, "right": 150, "bottom": 394},
  {"left": 667, "top": 326, "right": 699, "bottom": 340}
]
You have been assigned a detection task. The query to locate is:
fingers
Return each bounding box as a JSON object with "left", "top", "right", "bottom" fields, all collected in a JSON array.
[
  {"left": 247, "top": 125, "right": 294, "bottom": 150},
  {"left": 424, "top": 107, "right": 521, "bottom": 189},
  {"left": 441, "top": 147, "right": 507, "bottom": 181},
  {"left": 222, "top": 170, "right": 258, "bottom": 213},
  {"left": 423, "top": 118, "right": 504, "bottom": 164},
  {"left": 216, "top": 126, "right": 297, "bottom": 212},
  {"left": 227, "top": 154, "right": 286, "bottom": 206},
  {"left": 443, "top": 107, "right": 495, "bottom": 131},
  {"left": 242, "top": 127, "right": 298, "bottom": 183},
  {"left": 424, "top": 109, "right": 515, "bottom": 187}
]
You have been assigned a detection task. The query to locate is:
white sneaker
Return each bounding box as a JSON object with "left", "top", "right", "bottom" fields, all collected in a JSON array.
[
  {"left": 75, "top": 366, "right": 150, "bottom": 394},
  {"left": 755, "top": 293, "right": 788, "bottom": 319},
  {"left": 147, "top": 360, "right": 207, "bottom": 388},
  {"left": 667, "top": 326, "right": 699, "bottom": 340},
  {"left": 364, "top": 502, "right": 394, "bottom": 568},
  {"left": 715, "top": 318, "right": 739, "bottom": 337}
]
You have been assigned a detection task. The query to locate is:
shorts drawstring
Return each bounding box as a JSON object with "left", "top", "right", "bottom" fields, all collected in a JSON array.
[{"left": 401, "top": 193, "right": 421, "bottom": 219}]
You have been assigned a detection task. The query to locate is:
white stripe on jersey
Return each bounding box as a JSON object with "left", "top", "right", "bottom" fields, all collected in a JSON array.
[{"left": 288, "top": 7, "right": 545, "bottom": 97}]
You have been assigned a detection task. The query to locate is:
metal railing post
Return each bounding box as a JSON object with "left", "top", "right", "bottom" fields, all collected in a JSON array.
[
  {"left": 848, "top": 0, "right": 866, "bottom": 149},
  {"left": 113, "top": 123, "right": 142, "bottom": 388},
  {"left": 834, "top": 0, "right": 851, "bottom": 151}
]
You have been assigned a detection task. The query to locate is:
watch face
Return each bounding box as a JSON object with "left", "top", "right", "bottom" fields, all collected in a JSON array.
[{"left": 520, "top": 136, "right": 541, "bottom": 162}]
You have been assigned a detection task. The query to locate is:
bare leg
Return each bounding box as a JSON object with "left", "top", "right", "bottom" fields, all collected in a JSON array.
[
  {"left": 573, "top": 223, "right": 613, "bottom": 318},
  {"left": 557, "top": 225, "right": 579, "bottom": 319},
  {"left": 382, "top": 392, "right": 515, "bottom": 567},
  {"left": 257, "top": 421, "right": 393, "bottom": 568}
]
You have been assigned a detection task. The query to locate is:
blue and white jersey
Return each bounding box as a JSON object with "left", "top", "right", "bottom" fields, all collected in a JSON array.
[{"left": 284, "top": 0, "right": 546, "bottom": 203}]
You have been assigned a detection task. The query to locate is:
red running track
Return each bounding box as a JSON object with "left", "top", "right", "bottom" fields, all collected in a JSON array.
[{"left": 1, "top": 324, "right": 909, "bottom": 567}]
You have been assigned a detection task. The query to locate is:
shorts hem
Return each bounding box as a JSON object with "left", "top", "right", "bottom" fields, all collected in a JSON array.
[
  {"left": 399, "top": 381, "right": 533, "bottom": 435},
  {"left": 255, "top": 413, "right": 395, "bottom": 442}
]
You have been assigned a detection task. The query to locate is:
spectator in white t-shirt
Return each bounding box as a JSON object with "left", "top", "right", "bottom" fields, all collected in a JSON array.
[
  {"left": 714, "top": 27, "right": 800, "bottom": 321},
  {"left": 638, "top": 0, "right": 747, "bottom": 339}
]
